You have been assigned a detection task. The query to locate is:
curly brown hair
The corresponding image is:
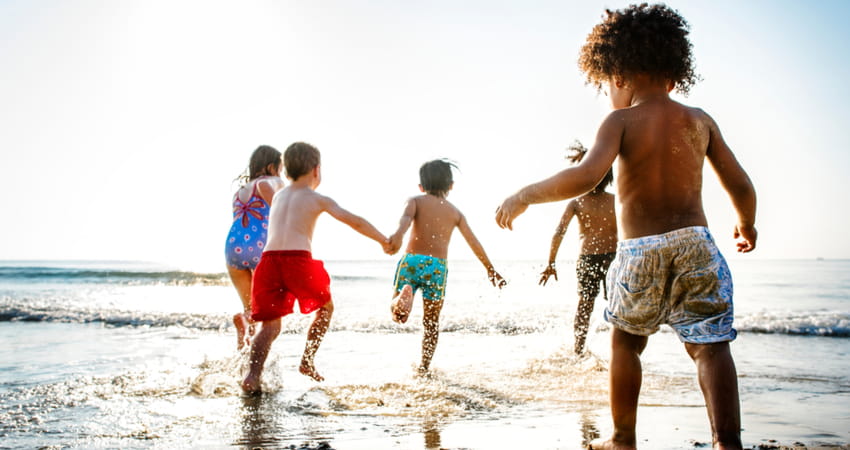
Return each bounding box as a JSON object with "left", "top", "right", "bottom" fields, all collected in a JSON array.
[{"left": 578, "top": 3, "right": 699, "bottom": 95}]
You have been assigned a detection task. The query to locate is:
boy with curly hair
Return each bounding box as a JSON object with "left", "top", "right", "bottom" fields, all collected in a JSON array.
[{"left": 496, "top": 4, "right": 756, "bottom": 449}]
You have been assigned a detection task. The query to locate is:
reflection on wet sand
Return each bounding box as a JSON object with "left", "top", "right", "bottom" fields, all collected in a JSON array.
[
  {"left": 236, "top": 394, "right": 336, "bottom": 450},
  {"left": 581, "top": 412, "right": 601, "bottom": 448},
  {"left": 422, "top": 418, "right": 442, "bottom": 450}
]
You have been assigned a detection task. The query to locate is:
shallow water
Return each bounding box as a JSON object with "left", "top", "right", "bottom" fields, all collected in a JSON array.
[{"left": 1, "top": 259, "right": 848, "bottom": 448}]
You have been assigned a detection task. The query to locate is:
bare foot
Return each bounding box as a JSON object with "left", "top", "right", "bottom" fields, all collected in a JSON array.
[
  {"left": 391, "top": 285, "right": 413, "bottom": 324},
  {"left": 233, "top": 313, "right": 250, "bottom": 350},
  {"left": 241, "top": 373, "right": 262, "bottom": 396},
  {"left": 587, "top": 438, "right": 636, "bottom": 450},
  {"left": 415, "top": 365, "right": 432, "bottom": 379},
  {"left": 299, "top": 361, "right": 325, "bottom": 382}
]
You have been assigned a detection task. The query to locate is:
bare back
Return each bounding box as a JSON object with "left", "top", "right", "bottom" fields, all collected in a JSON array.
[
  {"left": 574, "top": 191, "right": 617, "bottom": 254},
  {"left": 614, "top": 98, "right": 711, "bottom": 238},
  {"left": 264, "top": 185, "right": 326, "bottom": 252},
  {"left": 405, "top": 194, "right": 462, "bottom": 259}
]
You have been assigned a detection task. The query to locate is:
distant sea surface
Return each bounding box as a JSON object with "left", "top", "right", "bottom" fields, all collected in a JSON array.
[{"left": 1, "top": 259, "right": 848, "bottom": 449}]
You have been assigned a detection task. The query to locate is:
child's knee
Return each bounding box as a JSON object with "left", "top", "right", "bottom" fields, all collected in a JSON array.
[{"left": 684, "top": 341, "right": 730, "bottom": 361}]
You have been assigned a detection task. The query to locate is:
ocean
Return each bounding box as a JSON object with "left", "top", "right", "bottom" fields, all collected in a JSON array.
[{"left": 1, "top": 258, "right": 848, "bottom": 449}]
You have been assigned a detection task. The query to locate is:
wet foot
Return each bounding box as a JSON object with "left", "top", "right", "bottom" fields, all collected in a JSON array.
[
  {"left": 299, "top": 361, "right": 325, "bottom": 382},
  {"left": 391, "top": 285, "right": 413, "bottom": 324},
  {"left": 233, "top": 313, "right": 250, "bottom": 350},
  {"left": 587, "top": 438, "right": 636, "bottom": 450},
  {"left": 241, "top": 373, "right": 262, "bottom": 396},
  {"left": 415, "top": 365, "right": 432, "bottom": 379},
  {"left": 574, "top": 342, "right": 586, "bottom": 356}
]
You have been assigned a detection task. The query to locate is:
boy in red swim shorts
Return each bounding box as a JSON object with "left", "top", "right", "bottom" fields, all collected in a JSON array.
[{"left": 241, "top": 142, "right": 390, "bottom": 394}]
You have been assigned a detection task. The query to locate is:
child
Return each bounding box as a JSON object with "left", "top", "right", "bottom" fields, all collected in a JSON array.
[
  {"left": 538, "top": 141, "right": 616, "bottom": 355},
  {"left": 386, "top": 159, "right": 506, "bottom": 374},
  {"left": 224, "top": 145, "right": 285, "bottom": 350},
  {"left": 495, "top": 4, "right": 756, "bottom": 449},
  {"left": 241, "top": 142, "right": 389, "bottom": 394}
]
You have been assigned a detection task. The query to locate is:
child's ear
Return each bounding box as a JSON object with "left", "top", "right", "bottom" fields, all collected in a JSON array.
[{"left": 418, "top": 184, "right": 425, "bottom": 193}]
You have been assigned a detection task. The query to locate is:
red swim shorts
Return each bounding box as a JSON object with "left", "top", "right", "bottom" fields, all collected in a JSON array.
[{"left": 250, "top": 250, "right": 332, "bottom": 321}]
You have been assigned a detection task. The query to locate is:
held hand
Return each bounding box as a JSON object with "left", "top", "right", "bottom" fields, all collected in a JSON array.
[
  {"left": 488, "top": 267, "right": 507, "bottom": 289},
  {"left": 733, "top": 223, "right": 757, "bottom": 253},
  {"left": 539, "top": 265, "right": 557, "bottom": 286},
  {"left": 381, "top": 237, "right": 396, "bottom": 255},
  {"left": 385, "top": 233, "right": 403, "bottom": 255},
  {"left": 495, "top": 194, "right": 528, "bottom": 230}
]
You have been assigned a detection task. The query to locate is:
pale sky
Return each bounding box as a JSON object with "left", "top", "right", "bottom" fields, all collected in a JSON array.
[{"left": 1, "top": 0, "right": 848, "bottom": 272}]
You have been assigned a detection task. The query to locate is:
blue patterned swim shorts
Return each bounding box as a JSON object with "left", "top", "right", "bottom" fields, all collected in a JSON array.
[
  {"left": 604, "top": 226, "right": 736, "bottom": 344},
  {"left": 393, "top": 253, "right": 448, "bottom": 302}
]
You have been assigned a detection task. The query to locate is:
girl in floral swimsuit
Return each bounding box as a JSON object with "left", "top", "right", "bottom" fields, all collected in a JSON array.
[{"left": 224, "top": 145, "right": 285, "bottom": 349}]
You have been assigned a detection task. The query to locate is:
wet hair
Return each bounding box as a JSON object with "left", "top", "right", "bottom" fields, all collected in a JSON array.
[
  {"left": 578, "top": 3, "right": 699, "bottom": 95},
  {"left": 283, "top": 142, "right": 321, "bottom": 181},
  {"left": 419, "top": 159, "right": 457, "bottom": 197},
  {"left": 235, "top": 145, "right": 282, "bottom": 185},
  {"left": 566, "top": 140, "right": 613, "bottom": 191}
]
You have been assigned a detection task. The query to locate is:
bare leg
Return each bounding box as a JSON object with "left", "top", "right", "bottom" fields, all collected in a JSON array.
[
  {"left": 241, "top": 318, "right": 281, "bottom": 394},
  {"left": 300, "top": 301, "right": 334, "bottom": 382},
  {"left": 391, "top": 285, "right": 414, "bottom": 324},
  {"left": 227, "top": 265, "right": 255, "bottom": 349},
  {"left": 573, "top": 293, "right": 594, "bottom": 355},
  {"left": 685, "top": 342, "right": 742, "bottom": 450},
  {"left": 575, "top": 261, "right": 603, "bottom": 355},
  {"left": 419, "top": 298, "right": 444, "bottom": 374},
  {"left": 588, "top": 328, "right": 647, "bottom": 450}
]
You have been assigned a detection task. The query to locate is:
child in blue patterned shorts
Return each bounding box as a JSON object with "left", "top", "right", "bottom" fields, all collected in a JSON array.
[
  {"left": 496, "top": 4, "right": 756, "bottom": 449},
  {"left": 386, "top": 159, "right": 506, "bottom": 374}
]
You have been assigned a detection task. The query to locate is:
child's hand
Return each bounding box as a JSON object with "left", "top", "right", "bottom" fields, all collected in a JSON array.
[
  {"left": 495, "top": 194, "right": 528, "bottom": 230},
  {"left": 734, "top": 223, "right": 757, "bottom": 253},
  {"left": 385, "top": 233, "right": 404, "bottom": 255},
  {"left": 539, "top": 264, "right": 557, "bottom": 286},
  {"left": 382, "top": 238, "right": 396, "bottom": 255},
  {"left": 488, "top": 267, "right": 507, "bottom": 289}
]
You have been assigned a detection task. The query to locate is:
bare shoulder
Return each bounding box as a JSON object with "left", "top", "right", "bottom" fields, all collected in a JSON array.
[
  {"left": 601, "top": 107, "right": 632, "bottom": 127},
  {"left": 423, "top": 195, "right": 462, "bottom": 223}
]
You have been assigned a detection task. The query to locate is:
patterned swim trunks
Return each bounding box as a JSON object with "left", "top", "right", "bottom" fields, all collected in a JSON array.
[
  {"left": 604, "top": 226, "right": 736, "bottom": 344},
  {"left": 392, "top": 253, "right": 448, "bottom": 302}
]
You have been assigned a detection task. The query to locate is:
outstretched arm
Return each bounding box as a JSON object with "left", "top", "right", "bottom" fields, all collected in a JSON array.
[
  {"left": 323, "top": 197, "right": 388, "bottom": 247},
  {"left": 540, "top": 201, "right": 576, "bottom": 286},
  {"left": 496, "top": 111, "right": 623, "bottom": 230},
  {"left": 706, "top": 114, "right": 757, "bottom": 252},
  {"left": 458, "top": 213, "right": 506, "bottom": 288},
  {"left": 387, "top": 198, "right": 416, "bottom": 254}
]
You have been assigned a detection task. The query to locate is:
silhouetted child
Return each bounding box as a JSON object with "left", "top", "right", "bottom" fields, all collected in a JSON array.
[
  {"left": 241, "top": 142, "right": 389, "bottom": 394},
  {"left": 387, "top": 159, "right": 506, "bottom": 374},
  {"left": 496, "top": 5, "right": 756, "bottom": 449},
  {"left": 224, "top": 145, "right": 285, "bottom": 350},
  {"left": 538, "top": 141, "right": 616, "bottom": 355}
]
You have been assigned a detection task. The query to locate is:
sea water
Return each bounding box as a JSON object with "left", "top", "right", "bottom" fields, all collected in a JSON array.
[{"left": 0, "top": 259, "right": 848, "bottom": 449}]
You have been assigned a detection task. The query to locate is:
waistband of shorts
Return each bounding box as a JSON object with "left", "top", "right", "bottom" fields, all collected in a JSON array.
[
  {"left": 262, "top": 250, "right": 312, "bottom": 258},
  {"left": 404, "top": 253, "right": 447, "bottom": 265},
  {"left": 617, "top": 226, "right": 714, "bottom": 253}
]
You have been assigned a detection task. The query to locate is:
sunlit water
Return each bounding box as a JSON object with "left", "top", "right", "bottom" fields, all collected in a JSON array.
[{"left": 1, "top": 259, "right": 848, "bottom": 449}]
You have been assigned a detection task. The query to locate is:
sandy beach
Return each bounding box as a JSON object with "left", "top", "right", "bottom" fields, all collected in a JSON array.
[{"left": 1, "top": 259, "right": 848, "bottom": 448}]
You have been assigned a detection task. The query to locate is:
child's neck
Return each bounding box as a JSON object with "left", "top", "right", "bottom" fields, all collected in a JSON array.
[
  {"left": 628, "top": 76, "right": 673, "bottom": 107},
  {"left": 291, "top": 176, "right": 317, "bottom": 190}
]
